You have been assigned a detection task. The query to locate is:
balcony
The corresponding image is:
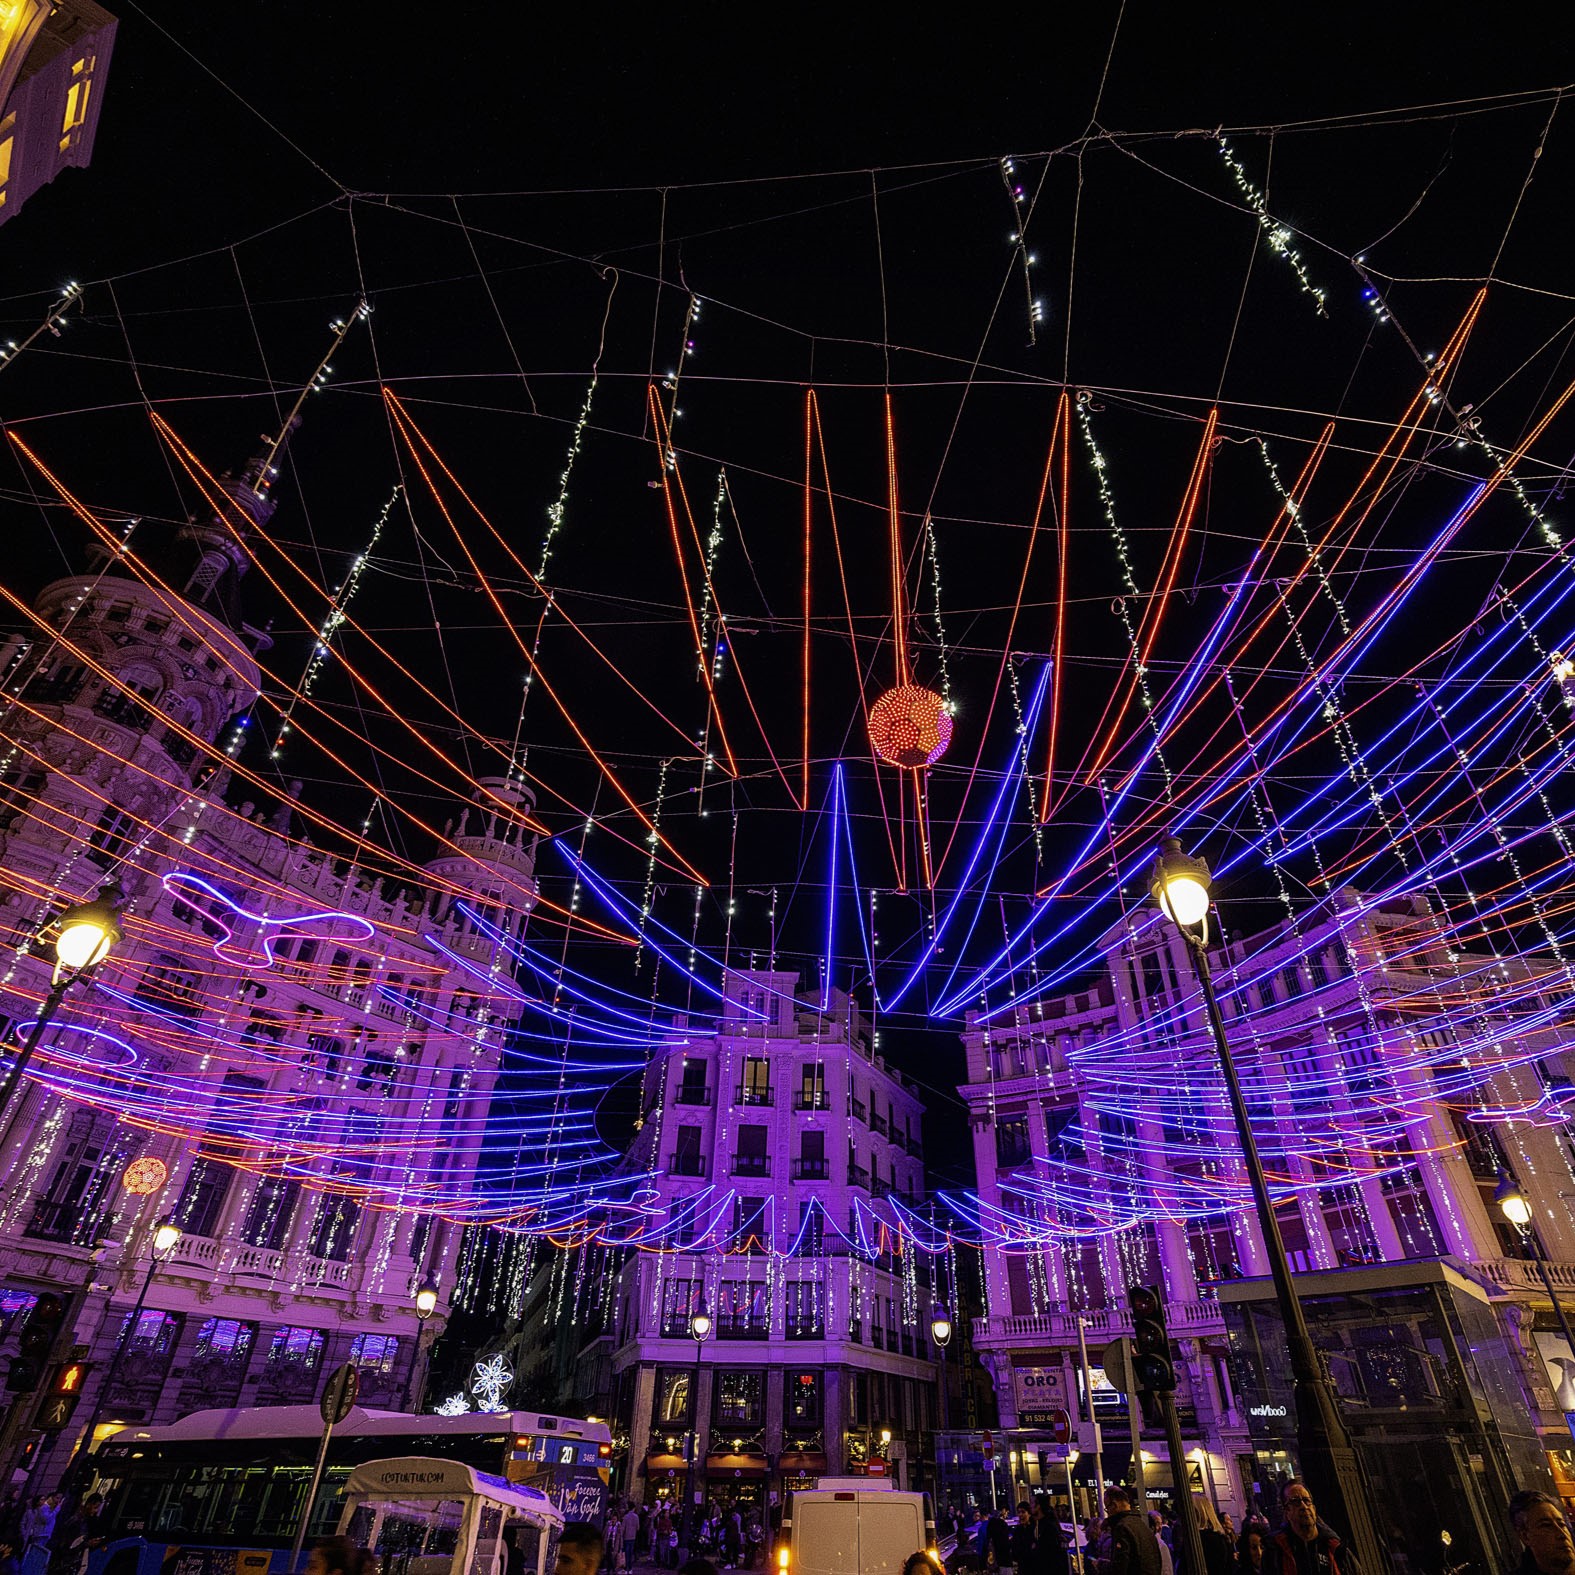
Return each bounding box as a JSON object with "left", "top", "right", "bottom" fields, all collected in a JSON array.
[
  {"left": 674, "top": 1085, "right": 712, "bottom": 1106},
  {"left": 671, "top": 1153, "right": 707, "bottom": 1177},
  {"left": 849, "top": 1165, "right": 871, "bottom": 1190},
  {"left": 718, "top": 1317, "right": 769, "bottom": 1340},
  {"left": 905, "top": 1135, "right": 924, "bottom": 1158},
  {"left": 794, "top": 1089, "right": 830, "bottom": 1112},
  {"left": 735, "top": 1084, "right": 775, "bottom": 1108},
  {"left": 791, "top": 1158, "right": 830, "bottom": 1180},
  {"left": 731, "top": 1155, "right": 771, "bottom": 1177},
  {"left": 972, "top": 1297, "right": 1226, "bottom": 1345},
  {"left": 848, "top": 1098, "right": 867, "bottom": 1123}
]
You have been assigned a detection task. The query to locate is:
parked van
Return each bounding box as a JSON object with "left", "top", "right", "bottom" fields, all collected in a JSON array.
[{"left": 782, "top": 1481, "right": 935, "bottom": 1575}]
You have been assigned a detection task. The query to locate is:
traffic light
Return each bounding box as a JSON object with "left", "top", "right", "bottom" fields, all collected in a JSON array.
[
  {"left": 8, "top": 1291, "right": 70, "bottom": 1394},
  {"left": 1127, "top": 1284, "right": 1175, "bottom": 1426},
  {"left": 49, "top": 1360, "right": 90, "bottom": 1396}
]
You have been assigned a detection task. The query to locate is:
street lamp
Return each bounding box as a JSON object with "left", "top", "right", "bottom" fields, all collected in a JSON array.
[
  {"left": 686, "top": 1307, "right": 712, "bottom": 1548},
  {"left": 1148, "top": 838, "right": 1383, "bottom": 1575},
  {"left": 402, "top": 1275, "right": 442, "bottom": 1412},
  {"left": 0, "top": 885, "right": 123, "bottom": 1121},
  {"left": 930, "top": 1305, "right": 953, "bottom": 1433},
  {"left": 1496, "top": 1170, "right": 1575, "bottom": 1363},
  {"left": 64, "top": 1214, "right": 181, "bottom": 1492}
]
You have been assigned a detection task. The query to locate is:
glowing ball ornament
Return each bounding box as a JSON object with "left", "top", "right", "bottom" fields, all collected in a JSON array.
[
  {"left": 121, "top": 1156, "right": 169, "bottom": 1196},
  {"left": 869, "top": 685, "right": 953, "bottom": 768}
]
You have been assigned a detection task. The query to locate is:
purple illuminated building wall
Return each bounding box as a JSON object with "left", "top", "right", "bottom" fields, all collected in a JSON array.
[
  {"left": 961, "top": 891, "right": 1575, "bottom": 1517},
  {"left": 0, "top": 443, "right": 534, "bottom": 1484}
]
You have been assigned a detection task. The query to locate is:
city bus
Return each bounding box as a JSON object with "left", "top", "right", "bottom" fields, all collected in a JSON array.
[{"left": 89, "top": 1406, "right": 611, "bottom": 1556}]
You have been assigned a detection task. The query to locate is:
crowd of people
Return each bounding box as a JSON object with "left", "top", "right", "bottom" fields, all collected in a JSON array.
[
  {"left": 583, "top": 1497, "right": 773, "bottom": 1571},
  {"left": 0, "top": 1489, "right": 107, "bottom": 1575}
]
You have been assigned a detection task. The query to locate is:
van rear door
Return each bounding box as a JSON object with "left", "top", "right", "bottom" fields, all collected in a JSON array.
[
  {"left": 795, "top": 1494, "right": 859, "bottom": 1575},
  {"left": 855, "top": 1493, "right": 924, "bottom": 1575}
]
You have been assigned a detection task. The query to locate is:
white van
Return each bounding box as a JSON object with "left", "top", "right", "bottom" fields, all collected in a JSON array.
[{"left": 782, "top": 1480, "right": 935, "bottom": 1575}]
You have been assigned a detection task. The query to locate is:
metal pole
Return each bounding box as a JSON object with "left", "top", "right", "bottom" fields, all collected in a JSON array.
[
  {"left": 0, "top": 972, "right": 73, "bottom": 1124},
  {"left": 1180, "top": 934, "right": 1385, "bottom": 1575},
  {"left": 1064, "top": 1456, "right": 1082, "bottom": 1572},
  {"left": 1158, "top": 1392, "right": 1205, "bottom": 1575},
  {"left": 288, "top": 1417, "right": 336, "bottom": 1571},
  {"left": 686, "top": 1340, "right": 704, "bottom": 1549},
  {"left": 62, "top": 1249, "right": 161, "bottom": 1495},
  {"left": 1525, "top": 1228, "right": 1575, "bottom": 1360},
  {"left": 1125, "top": 1343, "right": 1144, "bottom": 1507},
  {"left": 1074, "top": 1318, "right": 1103, "bottom": 1512}
]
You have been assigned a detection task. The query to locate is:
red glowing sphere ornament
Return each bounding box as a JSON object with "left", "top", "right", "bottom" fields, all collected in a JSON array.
[
  {"left": 121, "top": 1156, "right": 169, "bottom": 1196},
  {"left": 869, "top": 685, "right": 953, "bottom": 768}
]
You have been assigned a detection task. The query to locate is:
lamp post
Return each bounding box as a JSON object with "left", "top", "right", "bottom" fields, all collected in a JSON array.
[
  {"left": 402, "top": 1275, "right": 441, "bottom": 1413},
  {"left": 1495, "top": 1170, "right": 1575, "bottom": 1364},
  {"left": 686, "top": 1307, "right": 711, "bottom": 1549},
  {"left": 1148, "top": 838, "right": 1384, "bottom": 1575},
  {"left": 0, "top": 886, "right": 123, "bottom": 1123},
  {"left": 930, "top": 1306, "right": 952, "bottom": 1507},
  {"left": 64, "top": 1216, "right": 181, "bottom": 1493}
]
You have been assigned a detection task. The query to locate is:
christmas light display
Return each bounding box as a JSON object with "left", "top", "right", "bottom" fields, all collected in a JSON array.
[{"left": 868, "top": 685, "right": 953, "bottom": 769}]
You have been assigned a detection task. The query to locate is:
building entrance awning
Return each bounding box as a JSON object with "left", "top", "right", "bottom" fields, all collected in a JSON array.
[
  {"left": 707, "top": 1452, "right": 767, "bottom": 1479},
  {"left": 779, "top": 1451, "right": 828, "bottom": 1473}
]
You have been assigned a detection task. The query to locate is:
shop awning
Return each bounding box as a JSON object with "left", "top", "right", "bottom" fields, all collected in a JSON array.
[
  {"left": 779, "top": 1451, "right": 828, "bottom": 1473},
  {"left": 707, "top": 1452, "right": 767, "bottom": 1479},
  {"left": 645, "top": 1452, "right": 687, "bottom": 1473}
]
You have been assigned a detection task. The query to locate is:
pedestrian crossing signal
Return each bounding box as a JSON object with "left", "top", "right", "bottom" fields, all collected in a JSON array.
[
  {"left": 33, "top": 1389, "right": 80, "bottom": 1432},
  {"left": 51, "top": 1362, "right": 88, "bottom": 1395}
]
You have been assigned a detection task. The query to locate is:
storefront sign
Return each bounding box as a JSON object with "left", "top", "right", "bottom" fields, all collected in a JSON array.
[
  {"left": 1013, "top": 1363, "right": 1068, "bottom": 1411},
  {"left": 1248, "top": 1404, "right": 1287, "bottom": 1418}
]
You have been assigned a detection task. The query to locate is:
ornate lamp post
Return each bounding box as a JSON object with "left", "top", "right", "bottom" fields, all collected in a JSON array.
[
  {"left": 1148, "top": 838, "right": 1383, "bottom": 1575},
  {"left": 65, "top": 1216, "right": 181, "bottom": 1491},
  {"left": 402, "top": 1275, "right": 441, "bottom": 1412},
  {"left": 0, "top": 885, "right": 123, "bottom": 1122},
  {"left": 685, "top": 1307, "right": 712, "bottom": 1548},
  {"left": 930, "top": 1305, "right": 953, "bottom": 1431},
  {"left": 1495, "top": 1170, "right": 1575, "bottom": 1362}
]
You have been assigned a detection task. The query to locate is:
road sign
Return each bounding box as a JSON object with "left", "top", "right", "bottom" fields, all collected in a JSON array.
[
  {"left": 34, "top": 1390, "right": 80, "bottom": 1432},
  {"left": 867, "top": 1458, "right": 887, "bottom": 1477},
  {"left": 1099, "top": 1338, "right": 1133, "bottom": 1395},
  {"left": 321, "top": 1362, "right": 359, "bottom": 1425},
  {"left": 981, "top": 1429, "right": 995, "bottom": 1463},
  {"left": 1047, "top": 1408, "right": 1072, "bottom": 1445}
]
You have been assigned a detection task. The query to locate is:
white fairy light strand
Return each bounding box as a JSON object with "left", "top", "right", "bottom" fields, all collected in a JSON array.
[{"left": 1218, "top": 140, "right": 1328, "bottom": 317}]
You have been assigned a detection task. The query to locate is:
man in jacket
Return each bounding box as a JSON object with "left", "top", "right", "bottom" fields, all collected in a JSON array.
[
  {"left": 1508, "top": 1490, "right": 1575, "bottom": 1575},
  {"left": 1103, "top": 1488, "right": 1162, "bottom": 1575},
  {"left": 1260, "top": 1481, "right": 1361, "bottom": 1575}
]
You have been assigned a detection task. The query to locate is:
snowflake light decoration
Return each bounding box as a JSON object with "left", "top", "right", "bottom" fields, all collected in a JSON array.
[
  {"left": 435, "top": 1392, "right": 471, "bottom": 1417},
  {"left": 469, "top": 1353, "right": 514, "bottom": 1411}
]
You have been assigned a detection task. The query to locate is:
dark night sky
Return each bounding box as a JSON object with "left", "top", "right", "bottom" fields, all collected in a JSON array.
[{"left": 5, "top": 7, "right": 1575, "bottom": 1185}]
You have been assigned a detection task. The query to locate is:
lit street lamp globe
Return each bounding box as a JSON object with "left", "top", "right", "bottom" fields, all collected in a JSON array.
[
  {"left": 1149, "top": 838, "right": 1212, "bottom": 930},
  {"left": 415, "top": 1276, "right": 440, "bottom": 1321},
  {"left": 1495, "top": 1170, "right": 1533, "bottom": 1227},
  {"left": 869, "top": 685, "right": 953, "bottom": 769},
  {"left": 53, "top": 886, "right": 123, "bottom": 976},
  {"left": 151, "top": 1218, "right": 182, "bottom": 1255},
  {"left": 689, "top": 1309, "right": 713, "bottom": 1343},
  {"left": 930, "top": 1307, "right": 953, "bottom": 1347}
]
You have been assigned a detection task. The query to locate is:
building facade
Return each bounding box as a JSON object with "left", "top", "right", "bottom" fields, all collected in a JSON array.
[
  {"left": 0, "top": 0, "right": 115, "bottom": 225},
  {"left": 606, "top": 973, "right": 938, "bottom": 1511},
  {"left": 0, "top": 440, "right": 535, "bottom": 1482},
  {"left": 961, "top": 888, "right": 1575, "bottom": 1524}
]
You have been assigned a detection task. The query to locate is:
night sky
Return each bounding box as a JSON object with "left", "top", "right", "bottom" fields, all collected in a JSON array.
[{"left": 5, "top": 7, "right": 1575, "bottom": 1188}]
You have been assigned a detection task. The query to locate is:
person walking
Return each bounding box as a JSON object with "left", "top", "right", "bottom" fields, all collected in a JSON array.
[
  {"left": 1508, "top": 1491, "right": 1575, "bottom": 1575},
  {"left": 1033, "top": 1496, "right": 1070, "bottom": 1575},
  {"left": 1259, "top": 1481, "right": 1361, "bottom": 1575},
  {"left": 1236, "top": 1527, "right": 1265, "bottom": 1575},
  {"left": 1011, "top": 1505, "right": 1037, "bottom": 1575},
  {"left": 1100, "top": 1487, "right": 1161, "bottom": 1575},
  {"left": 984, "top": 1509, "right": 1012, "bottom": 1573},
  {"left": 622, "top": 1505, "right": 642, "bottom": 1570}
]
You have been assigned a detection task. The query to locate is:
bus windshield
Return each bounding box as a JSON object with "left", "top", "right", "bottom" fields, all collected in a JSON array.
[{"left": 345, "top": 1499, "right": 466, "bottom": 1575}]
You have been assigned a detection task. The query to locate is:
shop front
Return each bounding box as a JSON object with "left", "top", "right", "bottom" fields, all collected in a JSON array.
[
  {"left": 779, "top": 1450, "right": 829, "bottom": 1494},
  {"left": 706, "top": 1450, "right": 768, "bottom": 1510}
]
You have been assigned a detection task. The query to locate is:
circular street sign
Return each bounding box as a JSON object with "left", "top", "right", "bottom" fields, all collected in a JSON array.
[
  {"left": 321, "top": 1361, "right": 359, "bottom": 1425},
  {"left": 1048, "top": 1408, "right": 1072, "bottom": 1445}
]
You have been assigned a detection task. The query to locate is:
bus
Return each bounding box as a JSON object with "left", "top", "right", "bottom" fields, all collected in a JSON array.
[{"left": 90, "top": 1407, "right": 611, "bottom": 1553}]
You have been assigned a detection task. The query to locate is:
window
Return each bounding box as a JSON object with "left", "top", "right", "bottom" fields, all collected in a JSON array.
[
  {"left": 356, "top": 1045, "right": 397, "bottom": 1092},
  {"left": 0, "top": 763, "right": 44, "bottom": 828},
  {"left": 714, "top": 1370, "right": 764, "bottom": 1427},
  {"left": 175, "top": 1157, "right": 232, "bottom": 1237},
  {"left": 733, "top": 1125, "right": 769, "bottom": 1177},
  {"left": 1185, "top": 1214, "right": 1242, "bottom": 1285},
  {"left": 306, "top": 1190, "right": 361, "bottom": 1261},
  {"left": 786, "top": 1369, "right": 822, "bottom": 1427},
  {"left": 797, "top": 1061, "right": 828, "bottom": 1110},
  {"left": 85, "top": 801, "right": 138, "bottom": 866},
  {"left": 794, "top": 1130, "right": 827, "bottom": 1180},
  {"left": 673, "top": 1124, "right": 705, "bottom": 1177},
  {"left": 677, "top": 1058, "right": 710, "bottom": 1105},
  {"left": 61, "top": 55, "right": 95, "bottom": 150},
  {"left": 731, "top": 1196, "right": 767, "bottom": 1252},
  {"left": 350, "top": 1333, "right": 401, "bottom": 1375},
  {"left": 26, "top": 1111, "right": 121, "bottom": 1244},
  {"left": 740, "top": 1056, "right": 772, "bottom": 1106},
  {"left": 796, "top": 1199, "right": 824, "bottom": 1257},
  {"left": 307, "top": 1033, "right": 346, "bottom": 1080},
  {"left": 258, "top": 1325, "right": 326, "bottom": 1404},
  {"left": 1321, "top": 1187, "right": 1381, "bottom": 1266},
  {"left": 656, "top": 1367, "right": 694, "bottom": 1425},
  {"left": 996, "top": 1116, "right": 1032, "bottom": 1169},
  {"left": 240, "top": 1175, "right": 299, "bottom": 1250},
  {"left": 105, "top": 1310, "right": 182, "bottom": 1411},
  {"left": 661, "top": 1277, "right": 699, "bottom": 1337},
  {"left": 176, "top": 1317, "right": 255, "bottom": 1411},
  {"left": 133, "top": 953, "right": 202, "bottom": 1018},
  {"left": 786, "top": 1281, "right": 823, "bottom": 1338},
  {"left": 718, "top": 1280, "right": 767, "bottom": 1337}
]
